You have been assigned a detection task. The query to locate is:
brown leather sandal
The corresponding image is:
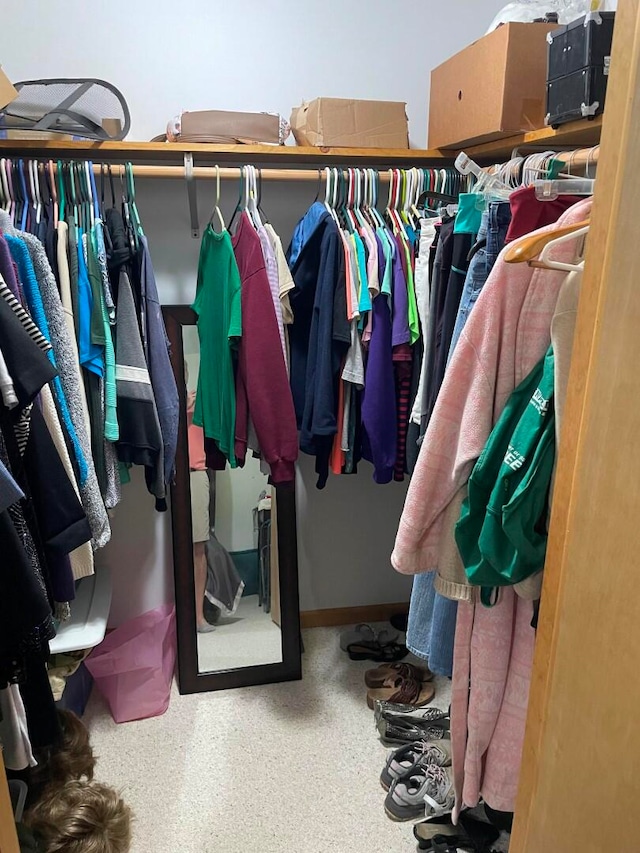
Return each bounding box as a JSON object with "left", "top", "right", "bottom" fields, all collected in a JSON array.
[
  {"left": 366, "top": 676, "right": 436, "bottom": 710},
  {"left": 365, "top": 662, "right": 433, "bottom": 688}
]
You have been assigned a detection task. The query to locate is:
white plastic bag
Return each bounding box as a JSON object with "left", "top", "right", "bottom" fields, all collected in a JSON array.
[{"left": 487, "top": 1, "right": 595, "bottom": 32}]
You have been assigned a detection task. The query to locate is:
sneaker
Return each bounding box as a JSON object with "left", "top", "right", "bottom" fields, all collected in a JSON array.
[
  {"left": 380, "top": 739, "right": 452, "bottom": 790},
  {"left": 384, "top": 764, "right": 455, "bottom": 822},
  {"left": 377, "top": 713, "right": 451, "bottom": 745},
  {"left": 374, "top": 701, "right": 449, "bottom": 725}
]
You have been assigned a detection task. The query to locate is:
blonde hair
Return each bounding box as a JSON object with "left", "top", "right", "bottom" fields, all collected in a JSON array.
[
  {"left": 25, "top": 780, "right": 132, "bottom": 853},
  {"left": 31, "top": 709, "right": 96, "bottom": 800}
]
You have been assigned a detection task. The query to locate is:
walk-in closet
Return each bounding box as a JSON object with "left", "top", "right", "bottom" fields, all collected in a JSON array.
[{"left": 0, "top": 1, "right": 637, "bottom": 851}]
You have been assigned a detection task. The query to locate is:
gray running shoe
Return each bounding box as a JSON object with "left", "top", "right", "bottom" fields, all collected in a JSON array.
[
  {"left": 384, "top": 764, "right": 455, "bottom": 822},
  {"left": 380, "top": 739, "right": 452, "bottom": 790}
]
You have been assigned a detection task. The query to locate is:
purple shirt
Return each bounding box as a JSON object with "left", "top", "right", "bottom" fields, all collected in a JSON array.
[
  {"left": 391, "top": 234, "right": 410, "bottom": 347},
  {"left": 361, "top": 233, "right": 397, "bottom": 484}
]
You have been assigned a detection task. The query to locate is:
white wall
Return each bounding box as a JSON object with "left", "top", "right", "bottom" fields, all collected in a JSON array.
[
  {"left": 3, "top": 1, "right": 506, "bottom": 624},
  {"left": 215, "top": 459, "right": 267, "bottom": 553}
]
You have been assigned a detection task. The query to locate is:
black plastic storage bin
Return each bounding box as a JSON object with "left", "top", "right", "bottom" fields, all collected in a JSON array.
[{"left": 546, "top": 11, "right": 615, "bottom": 127}]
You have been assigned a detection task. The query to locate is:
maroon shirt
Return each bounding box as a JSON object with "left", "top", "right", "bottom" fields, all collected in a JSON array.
[
  {"left": 232, "top": 213, "right": 298, "bottom": 485},
  {"left": 505, "top": 186, "right": 580, "bottom": 244}
]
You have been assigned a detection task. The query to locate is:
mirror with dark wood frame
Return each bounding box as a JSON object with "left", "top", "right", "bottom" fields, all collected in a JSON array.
[{"left": 163, "top": 306, "right": 301, "bottom": 694}]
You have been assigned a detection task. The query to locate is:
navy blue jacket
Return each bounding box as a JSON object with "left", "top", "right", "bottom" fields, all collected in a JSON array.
[{"left": 288, "top": 205, "right": 350, "bottom": 487}]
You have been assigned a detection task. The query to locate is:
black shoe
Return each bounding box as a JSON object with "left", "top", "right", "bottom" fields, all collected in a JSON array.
[
  {"left": 389, "top": 612, "right": 409, "bottom": 632},
  {"left": 413, "top": 817, "right": 462, "bottom": 850},
  {"left": 377, "top": 713, "right": 450, "bottom": 745}
]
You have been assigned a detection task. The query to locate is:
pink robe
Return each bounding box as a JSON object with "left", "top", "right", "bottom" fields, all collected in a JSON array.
[{"left": 392, "top": 198, "right": 592, "bottom": 816}]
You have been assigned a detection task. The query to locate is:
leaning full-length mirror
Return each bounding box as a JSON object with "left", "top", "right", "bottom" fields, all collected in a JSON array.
[{"left": 163, "top": 306, "right": 301, "bottom": 694}]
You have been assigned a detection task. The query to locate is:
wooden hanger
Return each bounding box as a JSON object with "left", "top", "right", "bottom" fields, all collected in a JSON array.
[{"left": 504, "top": 219, "right": 590, "bottom": 271}]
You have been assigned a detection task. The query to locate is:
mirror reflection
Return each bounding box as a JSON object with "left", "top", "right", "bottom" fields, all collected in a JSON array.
[{"left": 183, "top": 327, "right": 283, "bottom": 673}]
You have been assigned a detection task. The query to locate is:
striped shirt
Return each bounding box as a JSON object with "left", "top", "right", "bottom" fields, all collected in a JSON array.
[{"left": 0, "top": 275, "right": 52, "bottom": 354}]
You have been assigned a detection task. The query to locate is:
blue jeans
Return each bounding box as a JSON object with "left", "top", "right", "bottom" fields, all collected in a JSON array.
[
  {"left": 407, "top": 572, "right": 456, "bottom": 676},
  {"left": 447, "top": 201, "right": 511, "bottom": 365},
  {"left": 407, "top": 201, "right": 512, "bottom": 677}
]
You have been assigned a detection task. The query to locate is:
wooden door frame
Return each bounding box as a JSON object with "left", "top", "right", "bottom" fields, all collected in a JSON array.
[{"left": 512, "top": 1, "right": 640, "bottom": 848}]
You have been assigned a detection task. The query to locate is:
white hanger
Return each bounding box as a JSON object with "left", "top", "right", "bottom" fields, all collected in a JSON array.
[
  {"left": 83, "top": 160, "right": 95, "bottom": 228},
  {"left": 535, "top": 224, "right": 589, "bottom": 273},
  {"left": 247, "top": 165, "right": 262, "bottom": 228},
  {"left": 533, "top": 178, "right": 595, "bottom": 201},
  {"left": 323, "top": 167, "right": 340, "bottom": 227},
  {"left": 209, "top": 165, "right": 225, "bottom": 232},
  {"left": 324, "top": 166, "right": 332, "bottom": 212},
  {"left": 32, "top": 160, "right": 43, "bottom": 225},
  {"left": 26, "top": 160, "right": 35, "bottom": 215},
  {"left": 2, "top": 160, "right": 14, "bottom": 221}
]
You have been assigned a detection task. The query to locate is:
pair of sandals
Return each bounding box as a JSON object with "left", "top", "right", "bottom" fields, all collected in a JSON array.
[
  {"left": 340, "top": 623, "right": 408, "bottom": 662},
  {"left": 365, "top": 661, "right": 436, "bottom": 710}
]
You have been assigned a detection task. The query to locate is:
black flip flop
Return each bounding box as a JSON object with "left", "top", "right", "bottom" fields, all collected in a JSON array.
[{"left": 346, "top": 640, "right": 408, "bottom": 662}]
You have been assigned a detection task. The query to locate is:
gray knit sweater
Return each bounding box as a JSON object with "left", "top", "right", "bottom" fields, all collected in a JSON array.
[{"left": 0, "top": 211, "right": 111, "bottom": 549}]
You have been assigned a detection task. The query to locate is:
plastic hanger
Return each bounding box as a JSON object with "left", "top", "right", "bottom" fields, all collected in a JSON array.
[
  {"left": 323, "top": 166, "right": 333, "bottom": 216},
  {"left": 366, "top": 169, "right": 381, "bottom": 229},
  {"left": 88, "top": 162, "right": 99, "bottom": 223},
  {"left": 37, "top": 162, "right": 50, "bottom": 225},
  {"left": 228, "top": 166, "right": 245, "bottom": 233},
  {"left": 99, "top": 163, "right": 107, "bottom": 220},
  {"left": 69, "top": 161, "right": 80, "bottom": 231},
  {"left": 0, "top": 160, "right": 9, "bottom": 215},
  {"left": 367, "top": 168, "right": 383, "bottom": 229},
  {"left": 504, "top": 219, "right": 590, "bottom": 271},
  {"left": 17, "top": 160, "right": 29, "bottom": 231},
  {"left": 126, "top": 162, "right": 143, "bottom": 237},
  {"left": 344, "top": 168, "right": 358, "bottom": 232},
  {"left": 354, "top": 169, "right": 370, "bottom": 231},
  {"left": 410, "top": 168, "right": 422, "bottom": 221},
  {"left": 26, "top": 160, "right": 36, "bottom": 227},
  {"left": 119, "top": 163, "right": 137, "bottom": 254},
  {"left": 255, "top": 168, "right": 269, "bottom": 224},
  {"left": 57, "top": 160, "right": 66, "bottom": 222},
  {"left": 455, "top": 152, "right": 511, "bottom": 201},
  {"left": 385, "top": 169, "right": 397, "bottom": 234},
  {"left": 533, "top": 178, "right": 595, "bottom": 201},
  {"left": 332, "top": 167, "right": 342, "bottom": 227},
  {"left": 75, "top": 161, "right": 87, "bottom": 232},
  {"left": 247, "top": 165, "right": 263, "bottom": 229},
  {"left": 392, "top": 169, "right": 408, "bottom": 238},
  {"left": 208, "top": 165, "right": 226, "bottom": 232},
  {"left": 32, "top": 160, "right": 43, "bottom": 226},
  {"left": 47, "top": 161, "right": 58, "bottom": 227},
  {"left": 85, "top": 161, "right": 97, "bottom": 227},
  {"left": 6, "top": 160, "right": 16, "bottom": 223}
]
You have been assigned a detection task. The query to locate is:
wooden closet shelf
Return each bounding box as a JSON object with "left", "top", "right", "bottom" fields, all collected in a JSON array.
[
  {"left": 459, "top": 115, "right": 603, "bottom": 161},
  {"left": 0, "top": 138, "right": 451, "bottom": 166},
  {"left": 0, "top": 116, "right": 602, "bottom": 167}
]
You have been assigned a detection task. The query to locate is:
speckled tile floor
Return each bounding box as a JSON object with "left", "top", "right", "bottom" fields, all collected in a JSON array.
[{"left": 84, "top": 626, "right": 453, "bottom": 853}]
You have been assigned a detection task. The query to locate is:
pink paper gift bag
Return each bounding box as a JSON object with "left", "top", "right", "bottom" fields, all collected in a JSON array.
[{"left": 85, "top": 604, "right": 176, "bottom": 723}]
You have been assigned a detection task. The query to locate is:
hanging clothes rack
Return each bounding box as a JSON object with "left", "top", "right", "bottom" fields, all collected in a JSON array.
[{"left": 27, "top": 145, "right": 598, "bottom": 182}]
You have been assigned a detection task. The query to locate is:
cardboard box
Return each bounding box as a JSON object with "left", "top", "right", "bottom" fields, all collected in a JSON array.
[
  {"left": 290, "top": 98, "right": 409, "bottom": 148},
  {"left": 428, "top": 23, "right": 559, "bottom": 149},
  {"left": 180, "top": 110, "right": 281, "bottom": 144},
  {"left": 0, "top": 65, "right": 17, "bottom": 111}
]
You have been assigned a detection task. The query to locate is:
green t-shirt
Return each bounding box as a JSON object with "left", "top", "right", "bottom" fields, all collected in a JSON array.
[{"left": 191, "top": 227, "right": 242, "bottom": 466}]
